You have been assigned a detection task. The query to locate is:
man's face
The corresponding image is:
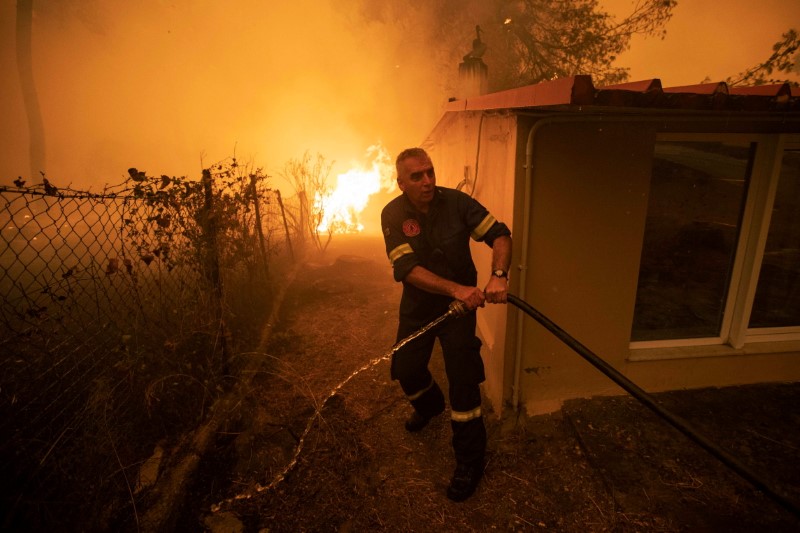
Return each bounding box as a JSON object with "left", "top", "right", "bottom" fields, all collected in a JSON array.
[{"left": 397, "top": 155, "right": 436, "bottom": 210}]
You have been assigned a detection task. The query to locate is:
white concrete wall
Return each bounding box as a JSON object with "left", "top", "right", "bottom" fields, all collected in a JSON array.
[
  {"left": 424, "top": 111, "right": 518, "bottom": 414},
  {"left": 515, "top": 119, "right": 655, "bottom": 414},
  {"left": 516, "top": 119, "right": 800, "bottom": 415}
]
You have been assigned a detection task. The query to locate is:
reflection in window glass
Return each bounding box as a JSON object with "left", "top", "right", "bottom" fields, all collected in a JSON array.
[
  {"left": 631, "top": 142, "right": 754, "bottom": 342},
  {"left": 749, "top": 150, "right": 800, "bottom": 328}
]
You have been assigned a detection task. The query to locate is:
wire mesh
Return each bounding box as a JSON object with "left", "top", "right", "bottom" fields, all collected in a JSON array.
[{"left": 0, "top": 169, "right": 300, "bottom": 531}]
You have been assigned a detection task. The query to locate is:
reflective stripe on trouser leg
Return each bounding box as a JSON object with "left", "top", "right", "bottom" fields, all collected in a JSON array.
[
  {"left": 399, "top": 373, "right": 445, "bottom": 419},
  {"left": 450, "top": 383, "right": 486, "bottom": 465},
  {"left": 451, "top": 406, "right": 481, "bottom": 422}
]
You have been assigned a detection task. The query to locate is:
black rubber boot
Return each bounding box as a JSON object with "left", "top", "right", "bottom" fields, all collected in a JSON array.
[
  {"left": 446, "top": 461, "right": 484, "bottom": 502},
  {"left": 404, "top": 404, "right": 444, "bottom": 432}
]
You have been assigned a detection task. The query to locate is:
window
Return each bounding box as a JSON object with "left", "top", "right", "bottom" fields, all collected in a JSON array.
[
  {"left": 631, "top": 134, "right": 800, "bottom": 349},
  {"left": 746, "top": 146, "right": 800, "bottom": 334}
]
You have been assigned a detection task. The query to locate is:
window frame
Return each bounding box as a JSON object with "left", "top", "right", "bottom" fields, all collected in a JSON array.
[
  {"left": 629, "top": 132, "right": 800, "bottom": 356},
  {"left": 740, "top": 135, "right": 800, "bottom": 345}
]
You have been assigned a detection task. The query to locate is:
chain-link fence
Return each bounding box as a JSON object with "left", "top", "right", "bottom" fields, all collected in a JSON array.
[{"left": 0, "top": 165, "right": 301, "bottom": 531}]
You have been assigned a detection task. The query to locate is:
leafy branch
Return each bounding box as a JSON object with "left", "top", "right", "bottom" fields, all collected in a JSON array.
[{"left": 726, "top": 29, "right": 799, "bottom": 87}]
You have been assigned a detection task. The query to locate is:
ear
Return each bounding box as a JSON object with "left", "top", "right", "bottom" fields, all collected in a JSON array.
[{"left": 397, "top": 177, "right": 405, "bottom": 192}]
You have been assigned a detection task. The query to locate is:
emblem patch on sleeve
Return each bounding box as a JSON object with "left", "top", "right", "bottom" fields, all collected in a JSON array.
[{"left": 402, "top": 219, "right": 421, "bottom": 237}]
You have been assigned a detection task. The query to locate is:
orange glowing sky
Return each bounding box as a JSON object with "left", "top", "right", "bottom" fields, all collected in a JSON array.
[
  {"left": 1, "top": 1, "right": 798, "bottom": 188},
  {"left": 606, "top": 0, "right": 800, "bottom": 86},
  {"left": 0, "top": 1, "right": 449, "bottom": 187}
]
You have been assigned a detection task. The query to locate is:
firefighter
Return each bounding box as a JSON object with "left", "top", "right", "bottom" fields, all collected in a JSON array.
[{"left": 381, "top": 147, "right": 512, "bottom": 502}]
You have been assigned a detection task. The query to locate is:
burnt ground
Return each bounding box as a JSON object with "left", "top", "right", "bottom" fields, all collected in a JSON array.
[{"left": 177, "top": 235, "right": 800, "bottom": 532}]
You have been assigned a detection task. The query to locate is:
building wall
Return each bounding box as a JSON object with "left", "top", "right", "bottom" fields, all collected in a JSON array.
[
  {"left": 514, "top": 117, "right": 800, "bottom": 415},
  {"left": 423, "top": 111, "right": 518, "bottom": 413},
  {"left": 424, "top": 111, "right": 800, "bottom": 418},
  {"left": 512, "top": 119, "right": 655, "bottom": 414}
]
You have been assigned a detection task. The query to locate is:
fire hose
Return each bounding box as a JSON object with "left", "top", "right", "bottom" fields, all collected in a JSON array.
[
  {"left": 213, "top": 295, "right": 800, "bottom": 519},
  {"left": 506, "top": 293, "right": 800, "bottom": 520}
]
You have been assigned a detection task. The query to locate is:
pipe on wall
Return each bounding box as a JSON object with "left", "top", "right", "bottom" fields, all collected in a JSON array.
[{"left": 510, "top": 112, "right": 800, "bottom": 413}]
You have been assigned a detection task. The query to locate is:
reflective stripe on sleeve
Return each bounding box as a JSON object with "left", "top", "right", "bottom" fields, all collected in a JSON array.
[
  {"left": 406, "top": 378, "right": 435, "bottom": 401},
  {"left": 388, "top": 243, "right": 413, "bottom": 265},
  {"left": 450, "top": 406, "right": 482, "bottom": 422},
  {"left": 470, "top": 214, "right": 496, "bottom": 241}
]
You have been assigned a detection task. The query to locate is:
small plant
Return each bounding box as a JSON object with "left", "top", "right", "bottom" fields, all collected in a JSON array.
[{"left": 280, "top": 151, "right": 335, "bottom": 255}]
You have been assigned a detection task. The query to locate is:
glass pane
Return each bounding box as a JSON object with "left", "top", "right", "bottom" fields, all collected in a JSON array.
[
  {"left": 632, "top": 141, "right": 753, "bottom": 342},
  {"left": 749, "top": 149, "right": 800, "bottom": 328}
]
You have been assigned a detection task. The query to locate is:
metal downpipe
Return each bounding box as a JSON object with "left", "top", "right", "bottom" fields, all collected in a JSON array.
[{"left": 510, "top": 111, "right": 800, "bottom": 412}]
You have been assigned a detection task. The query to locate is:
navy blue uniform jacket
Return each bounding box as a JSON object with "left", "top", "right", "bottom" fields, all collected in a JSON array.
[{"left": 381, "top": 186, "right": 511, "bottom": 324}]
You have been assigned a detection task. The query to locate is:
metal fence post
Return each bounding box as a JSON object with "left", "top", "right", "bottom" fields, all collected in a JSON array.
[
  {"left": 201, "top": 169, "right": 229, "bottom": 376},
  {"left": 249, "top": 174, "right": 269, "bottom": 277},
  {"left": 275, "top": 189, "right": 294, "bottom": 262}
]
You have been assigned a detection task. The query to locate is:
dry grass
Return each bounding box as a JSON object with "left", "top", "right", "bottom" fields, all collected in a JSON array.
[{"left": 167, "top": 242, "right": 800, "bottom": 533}]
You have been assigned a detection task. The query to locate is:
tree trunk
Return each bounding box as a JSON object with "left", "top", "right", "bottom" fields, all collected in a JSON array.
[{"left": 16, "top": 0, "right": 46, "bottom": 180}]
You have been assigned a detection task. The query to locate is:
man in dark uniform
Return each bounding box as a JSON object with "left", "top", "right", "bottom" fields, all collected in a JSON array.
[{"left": 381, "top": 147, "right": 512, "bottom": 502}]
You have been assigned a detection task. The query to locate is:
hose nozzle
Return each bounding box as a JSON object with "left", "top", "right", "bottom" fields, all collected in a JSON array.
[{"left": 448, "top": 300, "right": 469, "bottom": 317}]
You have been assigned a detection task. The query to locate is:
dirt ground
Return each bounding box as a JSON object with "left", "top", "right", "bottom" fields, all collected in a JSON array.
[{"left": 178, "top": 235, "right": 800, "bottom": 532}]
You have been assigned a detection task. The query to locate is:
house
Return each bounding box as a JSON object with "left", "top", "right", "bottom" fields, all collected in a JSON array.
[{"left": 421, "top": 75, "right": 800, "bottom": 416}]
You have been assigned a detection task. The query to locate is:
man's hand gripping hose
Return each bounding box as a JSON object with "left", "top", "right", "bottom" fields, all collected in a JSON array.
[
  {"left": 210, "top": 299, "right": 470, "bottom": 512},
  {"left": 212, "top": 294, "right": 799, "bottom": 520}
]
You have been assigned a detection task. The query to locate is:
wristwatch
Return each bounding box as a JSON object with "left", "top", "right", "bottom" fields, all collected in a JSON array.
[{"left": 492, "top": 269, "right": 508, "bottom": 279}]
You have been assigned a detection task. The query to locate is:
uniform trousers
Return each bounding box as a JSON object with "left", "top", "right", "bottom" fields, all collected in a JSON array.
[{"left": 391, "top": 310, "right": 486, "bottom": 466}]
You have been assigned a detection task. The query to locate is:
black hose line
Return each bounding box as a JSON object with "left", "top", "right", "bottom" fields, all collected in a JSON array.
[{"left": 506, "top": 293, "right": 800, "bottom": 520}]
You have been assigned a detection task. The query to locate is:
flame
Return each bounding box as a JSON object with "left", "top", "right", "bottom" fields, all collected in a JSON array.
[{"left": 315, "top": 144, "right": 395, "bottom": 234}]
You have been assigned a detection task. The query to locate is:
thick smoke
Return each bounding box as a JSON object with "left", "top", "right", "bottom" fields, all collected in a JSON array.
[{"left": 0, "top": 0, "right": 459, "bottom": 187}]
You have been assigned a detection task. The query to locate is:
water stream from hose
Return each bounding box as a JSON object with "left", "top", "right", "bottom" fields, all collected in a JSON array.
[{"left": 210, "top": 300, "right": 467, "bottom": 512}]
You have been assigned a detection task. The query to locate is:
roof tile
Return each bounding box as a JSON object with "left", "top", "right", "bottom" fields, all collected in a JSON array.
[{"left": 444, "top": 76, "right": 799, "bottom": 113}]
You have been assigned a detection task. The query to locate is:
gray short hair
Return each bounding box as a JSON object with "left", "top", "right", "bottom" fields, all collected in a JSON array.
[{"left": 395, "top": 148, "right": 430, "bottom": 174}]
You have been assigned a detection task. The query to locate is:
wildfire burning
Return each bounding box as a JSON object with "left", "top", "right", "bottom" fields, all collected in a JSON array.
[{"left": 315, "top": 144, "right": 396, "bottom": 234}]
